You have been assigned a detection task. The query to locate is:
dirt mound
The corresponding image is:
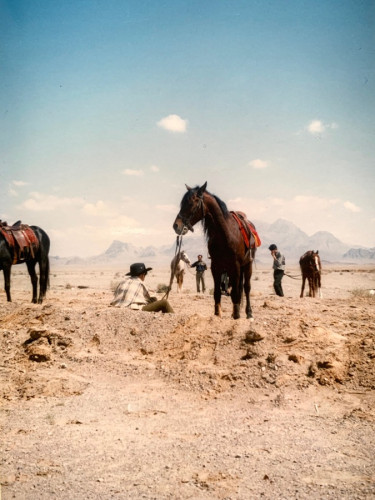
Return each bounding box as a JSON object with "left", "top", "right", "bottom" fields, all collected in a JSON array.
[
  {"left": 1, "top": 267, "right": 375, "bottom": 499},
  {"left": 1, "top": 292, "right": 374, "bottom": 401}
]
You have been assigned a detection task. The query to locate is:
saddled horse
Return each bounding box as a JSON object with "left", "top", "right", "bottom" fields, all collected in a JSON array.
[
  {"left": 299, "top": 250, "right": 322, "bottom": 298},
  {"left": 0, "top": 221, "right": 50, "bottom": 303},
  {"left": 173, "top": 182, "right": 261, "bottom": 319},
  {"left": 170, "top": 250, "right": 191, "bottom": 293}
]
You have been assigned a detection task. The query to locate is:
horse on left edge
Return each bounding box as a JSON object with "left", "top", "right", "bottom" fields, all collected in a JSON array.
[{"left": 0, "top": 221, "right": 50, "bottom": 303}]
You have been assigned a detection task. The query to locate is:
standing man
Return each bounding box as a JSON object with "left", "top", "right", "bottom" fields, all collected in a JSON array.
[
  {"left": 269, "top": 244, "right": 285, "bottom": 297},
  {"left": 111, "top": 262, "right": 174, "bottom": 313},
  {"left": 191, "top": 254, "right": 208, "bottom": 293}
]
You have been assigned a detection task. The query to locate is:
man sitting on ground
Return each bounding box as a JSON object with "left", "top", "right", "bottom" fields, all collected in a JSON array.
[{"left": 111, "top": 262, "right": 174, "bottom": 313}]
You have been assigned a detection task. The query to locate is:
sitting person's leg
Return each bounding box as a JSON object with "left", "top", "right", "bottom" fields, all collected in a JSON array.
[{"left": 142, "top": 299, "right": 174, "bottom": 313}]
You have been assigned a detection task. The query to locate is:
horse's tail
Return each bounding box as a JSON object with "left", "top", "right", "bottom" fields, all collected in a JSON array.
[
  {"left": 40, "top": 255, "right": 50, "bottom": 297},
  {"left": 46, "top": 256, "right": 50, "bottom": 290}
]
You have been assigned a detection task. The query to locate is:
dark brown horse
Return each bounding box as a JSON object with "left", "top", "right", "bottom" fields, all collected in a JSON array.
[
  {"left": 299, "top": 250, "right": 322, "bottom": 298},
  {"left": 173, "top": 183, "right": 260, "bottom": 319},
  {"left": 0, "top": 222, "right": 50, "bottom": 303}
]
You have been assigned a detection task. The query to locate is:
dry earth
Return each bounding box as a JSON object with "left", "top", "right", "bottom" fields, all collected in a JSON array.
[{"left": 1, "top": 262, "right": 375, "bottom": 499}]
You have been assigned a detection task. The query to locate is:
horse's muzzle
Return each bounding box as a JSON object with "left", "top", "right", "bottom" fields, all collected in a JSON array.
[{"left": 173, "top": 218, "right": 191, "bottom": 235}]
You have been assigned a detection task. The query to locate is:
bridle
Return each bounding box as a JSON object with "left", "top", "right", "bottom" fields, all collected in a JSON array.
[{"left": 177, "top": 192, "right": 206, "bottom": 233}]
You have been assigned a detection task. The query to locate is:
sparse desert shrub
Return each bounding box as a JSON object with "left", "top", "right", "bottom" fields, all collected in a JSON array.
[
  {"left": 156, "top": 283, "right": 169, "bottom": 293},
  {"left": 110, "top": 280, "right": 121, "bottom": 292},
  {"left": 350, "top": 288, "right": 375, "bottom": 299}
]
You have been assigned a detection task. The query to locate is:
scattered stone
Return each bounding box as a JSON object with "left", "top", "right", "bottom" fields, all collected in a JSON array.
[
  {"left": 27, "top": 345, "right": 51, "bottom": 363},
  {"left": 245, "top": 330, "right": 264, "bottom": 344},
  {"left": 288, "top": 354, "right": 302, "bottom": 364}
]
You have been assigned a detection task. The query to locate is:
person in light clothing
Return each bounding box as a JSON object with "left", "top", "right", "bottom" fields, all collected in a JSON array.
[{"left": 111, "top": 263, "right": 174, "bottom": 313}]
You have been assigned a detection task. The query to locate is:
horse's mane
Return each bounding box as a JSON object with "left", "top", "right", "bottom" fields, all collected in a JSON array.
[
  {"left": 181, "top": 186, "right": 229, "bottom": 217},
  {"left": 183, "top": 186, "right": 230, "bottom": 241}
]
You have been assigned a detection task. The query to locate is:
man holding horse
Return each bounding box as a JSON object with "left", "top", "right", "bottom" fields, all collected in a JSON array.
[
  {"left": 191, "top": 254, "right": 207, "bottom": 293},
  {"left": 269, "top": 244, "right": 285, "bottom": 297},
  {"left": 111, "top": 263, "right": 174, "bottom": 313}
]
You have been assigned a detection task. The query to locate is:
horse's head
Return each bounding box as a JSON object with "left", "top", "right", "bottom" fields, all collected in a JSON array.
[
  {"left": 173, "top": 182, "right": 207, "bottom": 235},
  {"left": 301, "top": 250, "right": 321, "bottom": 273},
  {"left": 180, "top": 250, "right": 191, "bottom": 266}
]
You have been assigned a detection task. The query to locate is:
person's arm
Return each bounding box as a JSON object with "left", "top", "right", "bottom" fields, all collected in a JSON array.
[
  {"left": 273, "top": 252, "right": 283, "bottom": 268},
  {"left": 142, "top": 283, "right": 154, "bottom": 304}
]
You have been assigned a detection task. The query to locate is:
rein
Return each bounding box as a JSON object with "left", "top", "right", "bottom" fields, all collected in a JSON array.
[{"left": 284, "top": 272, "right": 301, "bottom": 280}]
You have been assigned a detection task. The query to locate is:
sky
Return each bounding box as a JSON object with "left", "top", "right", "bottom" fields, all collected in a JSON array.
[{"left": 1, "top": 0, "right": 374, "bottom": 257}]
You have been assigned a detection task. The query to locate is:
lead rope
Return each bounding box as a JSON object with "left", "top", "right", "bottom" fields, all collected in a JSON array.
[
  {"left": 164, "top": 235, "right": 184, "bottom": 300},
  {"left": 284, "top": 272, "right": 302, "bottom": 280}
]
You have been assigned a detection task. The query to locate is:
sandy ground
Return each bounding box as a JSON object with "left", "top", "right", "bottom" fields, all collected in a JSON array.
[{"left": 1, "top": 262, "right": 375, "bottom": 499}]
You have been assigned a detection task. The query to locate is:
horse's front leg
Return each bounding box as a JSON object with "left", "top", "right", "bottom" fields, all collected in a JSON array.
[
  {"left": 300, "top": 276, "right": 306, "bottom": 298},
  {"left": 308, "top": 277, "right": 314, "bottom": 297},
  {"left": 243, "top": 264, "right": 253, "bottom": 319},
  {"left": 230, "top": 273, "right": 241, "bottom": 320},
  {"left": 213, "top": 272, "right": 222, "bottom": 317}
]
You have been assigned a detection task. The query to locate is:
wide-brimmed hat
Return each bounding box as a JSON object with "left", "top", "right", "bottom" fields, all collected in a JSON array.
[{"left": 126, "top": 263, "right": 152, "bottom": 277}]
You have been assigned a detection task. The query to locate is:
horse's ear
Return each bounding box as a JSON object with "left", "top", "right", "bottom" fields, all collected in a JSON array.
[
  {"left": 197, "top": 181, "right": 207, "bottom": 197},
  {"left": 185, "top": 184, "right": 192, "bottom": 191}
]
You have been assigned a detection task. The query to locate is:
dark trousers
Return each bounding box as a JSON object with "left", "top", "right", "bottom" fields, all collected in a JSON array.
[
  {"left": 196, "top": 272, "right": 206, "bottom": 293},
  {"left": 273, "top": 270, "right": 284, "bottom": 296}
]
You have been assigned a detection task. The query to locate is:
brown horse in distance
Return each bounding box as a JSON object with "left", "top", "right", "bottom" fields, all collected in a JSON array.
[
  {"left": 299, "top": 250, "right": 322, "bottom": 298},
  {"left": 173, "top": 182, "right": 260, "bottom": 319}
]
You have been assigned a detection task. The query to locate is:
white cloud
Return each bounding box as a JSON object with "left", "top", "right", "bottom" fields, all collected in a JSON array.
[
  {"left": 157, "top": 114, "right": 188, "bottom": 133},
  {"left": 249, "top": 159, "right": 268, "bottom": 169},
  {"left": 150, "top": 165, "right": 160, "bottom": 172},
  {"left": 307, "top": 120, "right": 325, "bottom": 134},
  {"left": 306, "top": 120, "right": 338, "bottom": 135},
  {"left": 20, "top": 192, "right": 84, "bottom": 211},
  {"left": 8, "top": 187, "right": 18, "bottom": 197},
  {"left": 344, "top": 201, "right": 361, "bottom": 213},
  {"left": 82, "top": 200, "right": 114, "bottom": 216},
  {"left": 294, "top": 195, "right": 340, "bottom": 208},
  {"left": 122, "top": 169, "right": 144, "bottom": 176},
  {"left": 12, "top": 180, "right": 28, "bottom": 186}
]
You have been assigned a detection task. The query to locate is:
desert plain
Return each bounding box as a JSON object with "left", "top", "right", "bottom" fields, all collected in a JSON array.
[{"left": 1, "top": 261, "right": 375, "bottom": 499}]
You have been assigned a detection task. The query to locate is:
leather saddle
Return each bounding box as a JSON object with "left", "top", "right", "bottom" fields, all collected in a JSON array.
[
  {"left": 0, "top": 220, "right": 39, "bottom": 264},
  {"left": 230, "top": 211, "right": 262, "bottom": 249}
]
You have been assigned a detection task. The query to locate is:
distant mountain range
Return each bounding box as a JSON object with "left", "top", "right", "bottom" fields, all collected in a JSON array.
[{"left": 51, "top": 218, "right": 375, "bottom": 266}]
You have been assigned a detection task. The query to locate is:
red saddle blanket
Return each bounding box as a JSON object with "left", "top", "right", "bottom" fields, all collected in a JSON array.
[
  {"left": 0, "top": 222, "right": 39, "bottom": 264},
  {"left": 231, "top": 211, "right": 261, "bottom": 249}
]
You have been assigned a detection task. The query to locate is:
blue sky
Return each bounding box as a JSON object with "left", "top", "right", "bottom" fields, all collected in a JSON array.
[{"left": 1, "top": 0, "right": 374, "bottom": 257}]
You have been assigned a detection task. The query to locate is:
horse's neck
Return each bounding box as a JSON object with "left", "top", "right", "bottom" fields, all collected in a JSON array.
[{"left": 203, "top": 194, "right": 231, "bottom": 241}]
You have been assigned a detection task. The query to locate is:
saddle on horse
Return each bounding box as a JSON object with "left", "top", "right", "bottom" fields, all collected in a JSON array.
[
  {"left": 0, "top": 220, "right": 39, "bottom": 264},
  {"left": 230, "top": 211, "right": 261, "bottom": 249}
]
